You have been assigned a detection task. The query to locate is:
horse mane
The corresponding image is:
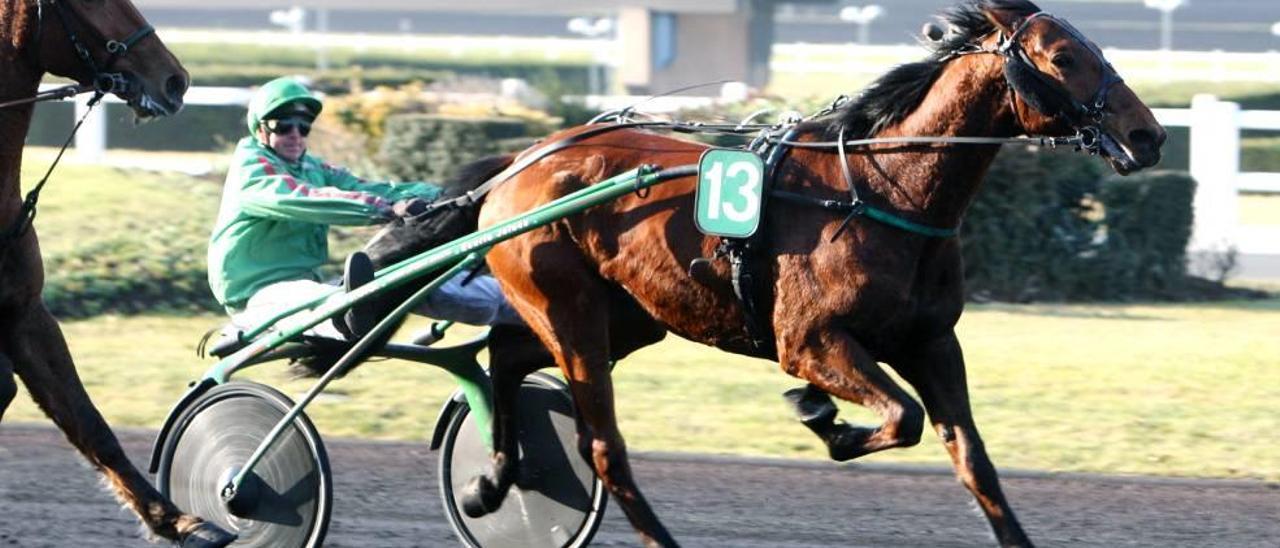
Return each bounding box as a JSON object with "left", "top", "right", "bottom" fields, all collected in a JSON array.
[
  {"left": 802, "top": 0, "right": 1041, "bottom": 139},
  {"left": 0, "top": 0, "right": 32, "bottom": 55}
]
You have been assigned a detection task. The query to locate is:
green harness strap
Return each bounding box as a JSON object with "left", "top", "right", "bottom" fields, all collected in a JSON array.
[{"left": 858, "top": 203, "right": 960, "bottom": 238}]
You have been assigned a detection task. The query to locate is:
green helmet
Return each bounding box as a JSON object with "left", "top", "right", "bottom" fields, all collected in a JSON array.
[{"left": 246, "top": 77, "right": 323, "bottom": 134}]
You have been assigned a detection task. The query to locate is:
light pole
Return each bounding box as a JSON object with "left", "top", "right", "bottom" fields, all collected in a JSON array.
[
  {"left": 567, "top": 17, "right": 614, "bottom": 95},
  {"left": 268, "top": 6, "right": 305, "bottom": 35},
  {"left": 839, "top": 4, "right": 884, "bottom": 45},
  {"left": 1143, "top": 0, "right": 1185, "bottom": 51}
]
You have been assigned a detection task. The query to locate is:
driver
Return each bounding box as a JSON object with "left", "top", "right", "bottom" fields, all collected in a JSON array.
[{"left": 207, "top": 77, "right": 520, "bottom": 340}]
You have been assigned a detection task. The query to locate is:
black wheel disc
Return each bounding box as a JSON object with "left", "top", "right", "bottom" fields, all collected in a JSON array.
[
  {"left": 157, "top": 381, "right": 331, "bottom": 548},
  {"left": 439, "top": 372, "right": 606, "bottom": 548}
]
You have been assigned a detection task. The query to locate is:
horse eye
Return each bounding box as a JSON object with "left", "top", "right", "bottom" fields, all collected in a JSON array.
[{"left": 1051, "top": 54, "right": 1075, "bottom": 69}]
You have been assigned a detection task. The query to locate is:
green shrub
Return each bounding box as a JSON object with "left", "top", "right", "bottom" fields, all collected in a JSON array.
[
  {"left": 962, "top": 147, "right": 1106, "bottom": 302},
  {"left": 41, "top": 210, "right": 221, "bottom": 318},
  {"left": 1091, "top": 171, "right": 1196, "bottom": 299},
  {"left": 28, "top": 103, "right": 245, "bottom": 152},
  {"left": 963, "top": 146, "right": 1200, "bottom": 302},
  {"left": 377, "top": 115, "right": 537, "bottom": 182}
]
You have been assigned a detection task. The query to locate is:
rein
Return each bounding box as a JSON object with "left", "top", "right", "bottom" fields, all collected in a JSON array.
[{"left": 420, "top": 11, "right": 1119, "bottom": 243}]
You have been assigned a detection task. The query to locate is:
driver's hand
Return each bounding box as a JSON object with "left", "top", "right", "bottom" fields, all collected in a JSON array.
[{"left": 391, "top": 198, "right": 430, "bottom": 218}]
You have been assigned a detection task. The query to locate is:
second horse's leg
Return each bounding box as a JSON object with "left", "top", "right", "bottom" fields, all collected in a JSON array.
[{"left": 3, "top": 302, "right": 235, "bottom": 547}]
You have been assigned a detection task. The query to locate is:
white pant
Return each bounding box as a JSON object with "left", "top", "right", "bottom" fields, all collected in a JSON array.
[{"left": 230, "top": 270, "right": 522, "bottom": 338}]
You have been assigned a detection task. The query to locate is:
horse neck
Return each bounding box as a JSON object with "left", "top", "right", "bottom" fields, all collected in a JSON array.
[
  {"left": 0, "top": 3, "right": 41, "bottom": 220},
  {"left": 0, "top": 67, "right": 40, "bottom": 221},
  {"left": 866, "top": 53, "right": 1019, "bottom": 227}
]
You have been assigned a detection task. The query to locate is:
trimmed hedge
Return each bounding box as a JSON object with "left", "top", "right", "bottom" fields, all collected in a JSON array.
[
  {"left": 377, "top": 115, "right": 538, "bottom": 182},
  {"left": 27, "top": 102, "right": 246, "bottom": 152},
  {"left": 1090, "top": 170, "right": 1196, "bottom": 299},
  {"left": 963, "top": 147, "right": 1198, "bottom": 302},
  {"left": 962, "top": 147, "right": 1106, "bottom": 302}
]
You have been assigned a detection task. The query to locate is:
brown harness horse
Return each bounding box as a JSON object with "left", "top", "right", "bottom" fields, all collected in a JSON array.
[
  {"left": 0, "top": 1, "right": 232, "bottom": 546},
  {"left": 452, "top": 1, "right": 1165, "bottom": 547}
]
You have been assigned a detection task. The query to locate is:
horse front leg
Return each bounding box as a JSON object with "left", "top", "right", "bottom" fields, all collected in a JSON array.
[
  {"left": 891, "top": 332, "right": 1032, "bottom": 548},
  {"left": 3, "top": 303, "right": 235, "bottom": 547},
  {"left": 777, "top": 324, "right": 925, "bottom": 461}
]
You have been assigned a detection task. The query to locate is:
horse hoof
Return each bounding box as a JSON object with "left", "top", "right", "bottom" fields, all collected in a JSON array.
[
  {"left": 825, "top": 423, "right": 873, "bottom": 462},
  {"left": 180, "top": 521, "right": 237, "bottom": 548},
  {"left": 460, "top": 475, "right": 503, "bottom": 518}
]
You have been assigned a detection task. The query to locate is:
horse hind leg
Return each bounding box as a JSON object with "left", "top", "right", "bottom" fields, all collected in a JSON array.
[
  {"left": 891, "top": 332, "right": 1031, "bottom": 547},
  {"left": 459, "top": 323, "right": 548, "bottom": 517},
  {"left": 778, "top": 326, "right": 925, "bottom": 461},
  {"left": 461, "top": 289, "right": 666, "bottom": 519},
  {"left": 3, "top": 304, "right": 235, "bottom": 547},
  {"left": 487, "top": 240, "right": 678, "bottom": 547}
]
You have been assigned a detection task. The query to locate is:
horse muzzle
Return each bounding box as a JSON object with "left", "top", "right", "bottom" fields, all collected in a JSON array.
[
  {"left": 1097, "top": 126, "right": 1163, "bottom": 175},
  {"left": 106, "top": 71, "right": 187, "bottom": 119}
]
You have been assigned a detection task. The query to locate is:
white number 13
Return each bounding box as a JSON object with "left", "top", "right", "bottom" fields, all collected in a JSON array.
[{"left": 705, "top": 161, "right": 762, "bottom": 222}]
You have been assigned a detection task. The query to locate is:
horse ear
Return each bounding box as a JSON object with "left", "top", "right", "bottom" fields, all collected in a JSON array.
[{"left": 982, "top": 6, "right": 1027, "bottom": 35}]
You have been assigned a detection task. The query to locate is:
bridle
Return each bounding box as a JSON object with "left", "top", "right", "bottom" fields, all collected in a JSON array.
[
  {"left": 1, "top": 0, "right": 156, "bottom": 253},
  {"left": 943, "top": 11, "right": 1124, "bottom": 153},
  {"left": 0, "top": 0, "right": 156, "bottom": 110}
]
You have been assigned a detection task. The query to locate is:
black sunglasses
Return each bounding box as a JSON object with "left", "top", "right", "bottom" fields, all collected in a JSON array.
[{"left": 264, "top": 118, "right": 312, "bottom": 137}]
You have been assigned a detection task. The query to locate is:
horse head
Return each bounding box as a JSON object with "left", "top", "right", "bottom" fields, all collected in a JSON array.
[
  {"left": 982, "top": 1, "right": 1166, "bottom": 174},
  {"left": 33, "top": 0, "right": 188, "bottom": 118}
]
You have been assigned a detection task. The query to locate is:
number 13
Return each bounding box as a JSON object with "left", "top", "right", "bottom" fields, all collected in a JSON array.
[{"left": 704, "top": 160, "right": 762, "bottom": 222}]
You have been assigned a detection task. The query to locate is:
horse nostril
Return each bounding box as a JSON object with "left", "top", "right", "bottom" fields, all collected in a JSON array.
[{"left": 164, "top": 74, "right": 189, "bottom": 107}]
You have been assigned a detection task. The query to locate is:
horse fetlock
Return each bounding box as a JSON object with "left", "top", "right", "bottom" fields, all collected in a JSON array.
[{"left": 461, "top": 475, "right": 506, "bottom": 518}]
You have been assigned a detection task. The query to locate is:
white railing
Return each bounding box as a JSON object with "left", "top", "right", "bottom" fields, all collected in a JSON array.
[
  {"left": 37, "top": 84, "right": 253, "bottom": 164},
  {"left": 1154, "top": 95, "right": 1280, "bottom": 255}
]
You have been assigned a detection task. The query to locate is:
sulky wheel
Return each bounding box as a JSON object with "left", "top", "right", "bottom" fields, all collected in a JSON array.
[
  {"left": 157, "top": 381, "right": 331, "bottom": 548},
  {"left": 438, "top": 372, "right": 606, "bottom": 548}
]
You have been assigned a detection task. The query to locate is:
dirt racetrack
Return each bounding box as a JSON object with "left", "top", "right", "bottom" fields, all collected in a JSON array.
[{"left": 0, "top": 424, "right": 1276, "bottom": 547}]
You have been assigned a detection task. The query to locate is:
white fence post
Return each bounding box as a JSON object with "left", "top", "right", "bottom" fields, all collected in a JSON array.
[
  {"left": 73, "top": 94, "right": 107, "bottom": 163},
  {"left": 1188, "top": 94, "right": 1240, "bottom": 251}
]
